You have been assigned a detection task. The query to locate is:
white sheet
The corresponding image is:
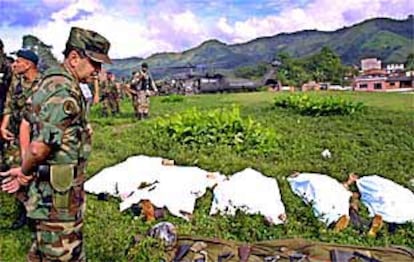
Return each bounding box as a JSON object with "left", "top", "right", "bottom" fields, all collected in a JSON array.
[
  {"left": 85, "top": 155, "right": 225, "bottom": 220},
  {"left": 357, "top": 175, "right": 414, "bottom": 224},
  {"left": 287, "top": 173, "right": 352, "bottom": 225},
  {"left": 210, "top": 168, "right": 286, "bottom": 225}
]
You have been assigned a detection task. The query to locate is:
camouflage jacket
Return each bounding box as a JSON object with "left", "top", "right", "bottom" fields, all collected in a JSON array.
[
  {"left": 3, "top": 73, "right": 42, "bottom": 136},
  {"left": 25, "top": 66, "right": 91, "bottom": 221},
  {"left": 0, "top": 54, "right": 12, "bottom": 114},
  {"left": 100, "top": 79, "right": 117, "bottom": 94},
  {"left": 131, "top": 70, "right": 157, "bottom": 92}
]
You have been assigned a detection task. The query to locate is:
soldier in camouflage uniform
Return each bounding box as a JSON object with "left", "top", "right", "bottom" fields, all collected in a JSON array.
[
  {"left": 0, "top": 39, "right": 13, "bottom": 171},
  {"left": 130, "top": 63, "right": 157, "bottom": 119},
  {"left": 0, "top": 49, "right": 41, "bottom": 229},
  {"left": 100, "top": 71, "right": 119, "bottom": 116},
  {"left": 0, "top": 39, "right": 14, "bottom": 230},
  {"left": 0, "top": 27, "right": 111, "bottom": 261},
  {"left": 1, "top": 50, "right": 41, "bottom": 167}
]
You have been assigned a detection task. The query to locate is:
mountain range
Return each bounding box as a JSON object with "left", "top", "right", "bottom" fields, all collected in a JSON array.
[{"left": 22, "top": 16, "right": 413, "bottom": 78}]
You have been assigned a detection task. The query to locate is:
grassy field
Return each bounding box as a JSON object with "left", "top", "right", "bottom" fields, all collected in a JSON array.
[{"left": 1, "top": 91, "right": 413, "bottom": 261}]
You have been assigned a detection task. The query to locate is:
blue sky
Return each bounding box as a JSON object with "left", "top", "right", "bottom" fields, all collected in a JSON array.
[{"left": 0, "top": 0, "right": 412, "bottom": 59}]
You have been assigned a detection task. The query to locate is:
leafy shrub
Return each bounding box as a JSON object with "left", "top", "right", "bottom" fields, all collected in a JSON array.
[
  {"left": 126, "top": 237, "right": 165, "bottom": 261},
  {"left": 274, "top": 94, "right": 365, "bottom": 116},
  {"left": 161, "top": 94, "right": 185, "bottom": 103},
  {"left": 152, "top": 106, "right": 277, "bottom": 155}
]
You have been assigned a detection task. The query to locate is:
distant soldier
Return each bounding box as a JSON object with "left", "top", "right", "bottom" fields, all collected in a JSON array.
[
  {"left": 119, "top": 76, "right": 127, "bottom": 99},
  {"left": 115, "top": 80, "right": 121, "bottom": 113},
  {"left": 1, "top": 26, "right": 111, "bottom": 261},
  {"left": 130, "top": 62, "right": 157, "bottom": 119},
  {"left": 100, "top": 71, "right": 119, "bottom": 116}
]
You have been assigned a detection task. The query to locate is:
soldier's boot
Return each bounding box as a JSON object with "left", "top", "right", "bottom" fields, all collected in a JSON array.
[
  {"left": 11, "top": 201, "right": 27, "bottom": 230},
  {"left": 143, "top": 112, "right": 149, "bottom": 119},
  {"left": 333, "top": 215, "right": 350, "bottom": 232},
  {"left": 368, "top": 215, "right": 383, "bottom": 237},
  {"left": 138, "top": 113, "right": 144, "bottom": 120}
]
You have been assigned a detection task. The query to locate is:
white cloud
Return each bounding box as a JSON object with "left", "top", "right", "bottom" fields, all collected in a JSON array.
[
  {"left": 50, "top": 0, "right": 101, "bottom": 21},
  {"left": 170, "top": 10, "right": 202, "bottom": 34},
  {"left": 2, "top": 0, "right": 412, "bottom": 60},
  {"left": 216, "top": 0, "right": 413, "bottom": 43},
  {"left": 217, "top": 17, "right": 234, "bottom": 35}
]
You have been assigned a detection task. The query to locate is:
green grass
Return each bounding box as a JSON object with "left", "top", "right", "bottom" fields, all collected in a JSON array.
[{"left": 1, "top": 91, "right": 413, "bottom": 261}]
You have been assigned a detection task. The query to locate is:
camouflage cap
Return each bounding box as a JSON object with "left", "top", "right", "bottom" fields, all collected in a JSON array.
[{"left": 66, "top": 27, "right": 112, "bottom": 64}]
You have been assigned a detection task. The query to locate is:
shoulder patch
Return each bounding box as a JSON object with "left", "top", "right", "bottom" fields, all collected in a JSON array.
[{"left": 63, "top": 97, "right": 80, "bottom": 115}]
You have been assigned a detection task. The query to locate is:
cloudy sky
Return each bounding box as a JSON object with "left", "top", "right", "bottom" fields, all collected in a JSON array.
[{"left": 0, "top": 0, "right": 412, "bottom": 60}]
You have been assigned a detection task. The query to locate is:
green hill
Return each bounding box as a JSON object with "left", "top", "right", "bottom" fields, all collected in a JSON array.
[
  {"left": 24, "top": 16, "right": 414, "bottom": 77},
  {"left": 111, "top": 16, "right": 413, "bottom": 77}
]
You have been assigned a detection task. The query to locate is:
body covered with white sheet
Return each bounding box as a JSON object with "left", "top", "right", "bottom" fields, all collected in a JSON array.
[
  {"left": 288, "top": 173, "right": 352, "bottom": 225},
  {"left": 210, "top": 168, "right": 286, "bottom": 225},
  {"left": 85, "top": 155, "right": 224, "bottom": 220},
  {"left": 357, "top": 175, "right": 414, "bottom": 224}
]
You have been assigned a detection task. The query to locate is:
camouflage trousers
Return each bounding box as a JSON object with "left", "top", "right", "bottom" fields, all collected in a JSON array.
[
  {"left": 132, "top": 91, "right": 150, "bottom": 115},
  {"left": 0, "top": 140, "right": 21, "bottom": 170},
  {"left": 27, "top": 218, "right": 85, "bottom": 262},
  {"left": 102, "top": 92, "right": 119, "bottom": 116},
  {"left": 0, "top": 141, "right": 22, "bottom": 221}
]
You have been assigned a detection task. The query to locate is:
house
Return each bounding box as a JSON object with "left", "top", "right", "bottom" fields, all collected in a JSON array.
[
  {"left": 386, "top": 63, "right": 405, "bottom": 74},
  {"left": 387, "top": 76, "right": 414, "bottom": 89},
  {"left": 353, "top": 69, "right": 388, "bottom": 91},
  {"left": 354, "top": 58, "right": 414, "bottom": 91},
  {"left": 361, "top": 58, "right": 381, "bottom": 71},
  {"left": 302, "top": 81, "right": 321, "bottom": 91}
]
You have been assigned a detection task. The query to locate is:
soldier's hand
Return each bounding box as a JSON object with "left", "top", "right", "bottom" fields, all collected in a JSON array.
[
  {"left": 1, "top": 167, "right": 32, "bottom": 189},
  {"left": 86, "top": 123, "right": 93, "bottom": 136},
  {"left": 1, "top": 167, "right": 24, "bottom": 178},
  {"left": 1, "top": 128, "right": 15, "bottom": 141},
  {"left": 1, "top": 176, "right": 20, "bottom": 193},
  {"left": 93, "top": 94, "right": 100, "bottom": 105},
  {"left": 17, "top": 173, "right": 33, "bottom": 186}
]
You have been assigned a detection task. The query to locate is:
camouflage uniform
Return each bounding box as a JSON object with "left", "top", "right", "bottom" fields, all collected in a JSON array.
[
  {"left": 18, "top": 27, "right": 111, "bottom": 261},
  {"left": 2, "top": 73, "right": 42, "bottom": 168},
  {"left": 0, "top": 72, "right": 41, "bottom": 229},
  {"left": 19, "top": 65, "right": 90, "bottom": 262},
  {"left": 130, "top": 67, "right": 157, "bottom": 119},
  {"left": 0, "top": 47, "right": 13, "bottom": 171},
  {"left": 100, "top": 78, "right": 118, "bottom": 116}
]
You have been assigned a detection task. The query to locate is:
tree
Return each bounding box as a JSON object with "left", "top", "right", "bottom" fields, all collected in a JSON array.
[
  {"left": 305, "top": 47, "right": 344, "bottom": 84},
  {"left": 276, "top": 52, "right": 311, "bottom": 87},
  {"left": 405, "top": 53, "right": 414, "bottom": 71},
  {"left": 234, "top": 62, "right": 268, "bottom": 79}
]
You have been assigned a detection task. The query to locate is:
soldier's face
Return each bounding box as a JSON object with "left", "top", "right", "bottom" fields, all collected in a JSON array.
[
  {"left": 14, "top": 57, "right": 32, "bottom": 75},
  {"left": 79, "top": 58, "right": 101, "bottom": 83},
  {"left": 11, "top": 61, "right": 17, "bottom": 73},
  {"left": 68, "top": 50, "right": 101, "bottom": 83}
]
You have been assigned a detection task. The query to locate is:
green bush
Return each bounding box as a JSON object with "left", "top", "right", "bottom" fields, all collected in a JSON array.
[
  {"left": 274, "top": 94, "right": 365, "bottom": 116},
  {"left": 161, "top": 94, "right": 185, "bottom": 103},
  {"left": 152, "top": 106, "right": 277, "bottom": 155}
]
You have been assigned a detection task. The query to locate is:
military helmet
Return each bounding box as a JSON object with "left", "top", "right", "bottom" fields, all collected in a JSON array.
[{"left": 141, "top": 62, "right": 148, "bottom": 68}]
